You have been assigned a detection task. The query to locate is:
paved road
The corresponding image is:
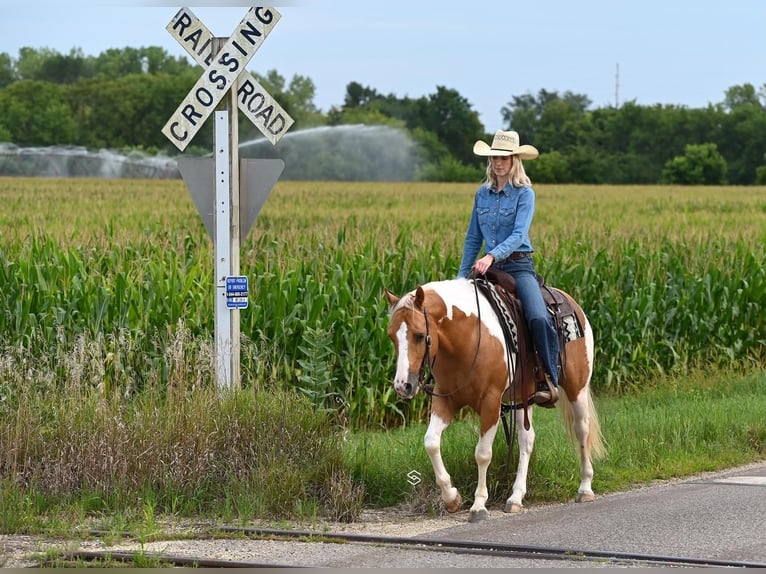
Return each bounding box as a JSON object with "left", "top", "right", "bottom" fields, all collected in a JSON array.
[
  {"left": 419, "top": 460, "right": 766, "bottom": 568},
  {"left": 318, "top": 461, "right": 766, "bottom": 568}
]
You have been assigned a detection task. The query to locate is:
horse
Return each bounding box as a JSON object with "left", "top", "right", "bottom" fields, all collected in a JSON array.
[{"left": 384, "top": 277, "right": 606, "bottom": 522}]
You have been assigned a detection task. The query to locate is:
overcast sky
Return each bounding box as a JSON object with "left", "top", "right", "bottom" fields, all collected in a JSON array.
[{"left": 2, "top": 0, "right": 764, "bottom": 131}]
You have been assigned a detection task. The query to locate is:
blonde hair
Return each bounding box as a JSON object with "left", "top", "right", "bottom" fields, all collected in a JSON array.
[{"left": 482, "top": 155, "right": 532, "bottom": 188}]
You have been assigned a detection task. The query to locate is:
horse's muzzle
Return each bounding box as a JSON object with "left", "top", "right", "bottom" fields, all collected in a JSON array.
[{"left": 394, "top": 373, "right": 420, "bottom": 399}]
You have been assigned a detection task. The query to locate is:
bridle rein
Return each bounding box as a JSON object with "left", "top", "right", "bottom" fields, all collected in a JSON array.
[{"left": 416, "top": 306, "right": 436, "bottom": 394}]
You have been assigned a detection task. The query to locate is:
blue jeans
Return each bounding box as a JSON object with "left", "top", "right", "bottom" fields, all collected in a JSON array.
[{"left": 496, "top": 257, "right": 560, "bottom": 386}]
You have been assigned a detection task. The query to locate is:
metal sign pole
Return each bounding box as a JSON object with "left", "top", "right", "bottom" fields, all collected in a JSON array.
[
  {"left": 228, "top": 81, "right": 241, "bottom": 389},
  {"left": 214, "top": 107, "right": 232, "bottom": 389}
]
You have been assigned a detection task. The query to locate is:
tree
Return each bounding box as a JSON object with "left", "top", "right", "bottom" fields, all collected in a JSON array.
[
  {"left": 411, "top": 86, "right": 484, "bottom": 165},
  {"left": 0, "top": 80, "right": 77, "bottom": 145},
  {"left": 529, "top": 150, "right": 570, "bottom": 183},
  {"left": 723, "top": 83, "right": 763, "bottom": 111},
  {"left": 661, "top": 143, "right": 727, "bottom": 185},
  {"left": 40, "top": 48, "right": 93, "bottom": 83},
  {"left": 343, "top": 82, "right": 381, "bottom": 109},
  {"left": 14, "top": 47, "right": 57, "bottom": 81},
  {"left": 0, "top": 52, "right": 15, "bottom": 89},
  {"left": 717, "top": 84, "right": 766, "bottom": 184},
  {"left": 250, "top": 70, "right": 324, "bottom": 132},
  {"left": 65, "top": 71, "right": 199, "bottom": 150}
]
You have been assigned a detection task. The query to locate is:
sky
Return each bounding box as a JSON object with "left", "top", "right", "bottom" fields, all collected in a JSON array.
[{"left": 2, "top": 0, "right": 764, "bottom": 131}]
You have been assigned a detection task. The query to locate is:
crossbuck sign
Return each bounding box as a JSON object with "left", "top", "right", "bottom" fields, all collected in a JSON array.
[
  {"left": 162, "top": 7, "right": 294, "bottom": 390},
  {"left": 163, "top": 7, "right": 294, "bottom": 149}
]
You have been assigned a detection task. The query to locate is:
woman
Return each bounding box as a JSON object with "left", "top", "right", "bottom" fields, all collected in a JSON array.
[{"left": 457, "top": 129, "right": 559, "bottom": 407}]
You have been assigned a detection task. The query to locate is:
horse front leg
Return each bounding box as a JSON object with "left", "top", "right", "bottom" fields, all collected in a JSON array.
[
  {"left": 468, "top": 418, "right": 500, "bottom": 523},
  {"left": 571, "top": 395, "right": 596, "bottom": 502},
  {"left": 505, "top": 408, "right": 535, "bottom": 514},
  {"left": 424, "top": 412, "right": 462, "bottom": 513}
]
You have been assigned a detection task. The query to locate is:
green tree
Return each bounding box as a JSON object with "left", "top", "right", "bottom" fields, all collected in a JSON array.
[
  {"left": 0, "top": 80, "right": 76, "bottom": 145},
  {"left": 0, "top": 52, "right": 15, "bottom": 89},
  {"left": 410, "top": 86, "right": 484, "bottom": 165},
  {"left": 255, "top": 70, "right": 324, "bottom": 128},
  {"left": 500, "top": 89, "right": 591, "bottom": 144},
  {"left": 723, "top": 83, "right": 763, "bottom": 110},
  {"left": 14, "top": 47, "right": 55, "bottom": 80},
  {"left": 529, "top": 149, "right": 570, "bottom": 183},
  {"left": 40, "top": 48, "right": 93, "bottom": 83},
  {"left": 66, "top": 71, "right": 199, "bottom": 150},
  {"left": 661, "top": 143, "right": 727, "bottom": 185},
  {"left": 343, "top": 81, "right": 382, "bottom": 109},
  {"left": 717, "top": 84, "right": 766, "bottom": 184}
]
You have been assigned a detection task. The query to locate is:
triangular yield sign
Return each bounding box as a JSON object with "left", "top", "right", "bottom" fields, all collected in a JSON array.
[{"left": 177, "top": 157, "right": 284, "bottom": 240}]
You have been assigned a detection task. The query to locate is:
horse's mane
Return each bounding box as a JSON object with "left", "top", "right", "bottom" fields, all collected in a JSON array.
[{"left": 390, "top": 291, "right": 416, "bottom": 313}]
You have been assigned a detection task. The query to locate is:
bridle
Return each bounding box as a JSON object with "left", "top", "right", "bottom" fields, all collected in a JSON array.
[
  {"left": 416, "top": 306, "right": 436, "bottom": 393},
  {"left": 417, "top": 284, "right": 484, "bottom": 398}
]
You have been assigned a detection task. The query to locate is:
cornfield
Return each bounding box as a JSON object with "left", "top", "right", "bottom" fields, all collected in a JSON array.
[{"left": 1, "top": 178, "right": 764, "bottom": 428}]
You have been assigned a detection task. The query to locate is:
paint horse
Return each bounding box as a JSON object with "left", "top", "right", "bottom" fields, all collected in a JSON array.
[{"left": 384, "top": 277, "right": 605, "bottom": 522}]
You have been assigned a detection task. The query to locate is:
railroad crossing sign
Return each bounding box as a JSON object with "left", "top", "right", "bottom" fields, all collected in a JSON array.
[
  {"left": 164, "top": 7, "right": 294, "bottom": 149},
  {"left": 161, "top": 6, "right": 294, "bottom": 390}
]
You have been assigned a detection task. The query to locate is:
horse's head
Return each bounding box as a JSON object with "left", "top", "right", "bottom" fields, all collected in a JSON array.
[{"left": 384, "top": 286, "right": 435, "bottom": 399}]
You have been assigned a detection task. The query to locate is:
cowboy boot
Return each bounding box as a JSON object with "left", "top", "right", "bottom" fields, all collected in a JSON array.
[{"left": 533, "top": 374, "right": 558, "bottom": 408}]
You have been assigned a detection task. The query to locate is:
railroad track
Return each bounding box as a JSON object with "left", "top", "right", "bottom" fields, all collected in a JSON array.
[{"left": 44, "top": 526, "right": 766, "bottom": 568}]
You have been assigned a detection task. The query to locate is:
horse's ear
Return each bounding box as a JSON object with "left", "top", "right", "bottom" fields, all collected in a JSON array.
[
  {"left": 383, "top": 288, "right": 400, "bottom": 308},
  {"left": 414, "top": 285, "right": 426, "bottom": 308}
]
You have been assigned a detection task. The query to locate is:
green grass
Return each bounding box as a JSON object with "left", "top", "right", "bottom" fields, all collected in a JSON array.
[{"left": 345, "top": 368, "right": 766, "bottom": 509}]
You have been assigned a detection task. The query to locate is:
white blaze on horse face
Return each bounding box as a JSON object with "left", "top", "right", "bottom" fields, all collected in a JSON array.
[{"left": 393, "top": 321, "right": 415, "bottom": 396}]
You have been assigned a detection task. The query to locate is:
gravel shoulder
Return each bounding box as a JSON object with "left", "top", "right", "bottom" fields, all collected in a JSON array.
[{"left": 0, "top": 507, "right": 471, "bottom": 568}]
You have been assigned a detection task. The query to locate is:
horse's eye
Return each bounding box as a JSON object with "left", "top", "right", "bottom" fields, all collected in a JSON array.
[{"left": 414, "top": 333, "right": 426, "bottom": 344}]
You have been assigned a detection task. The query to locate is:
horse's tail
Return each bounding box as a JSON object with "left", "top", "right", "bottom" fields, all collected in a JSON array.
[{"left": 558, "top": 383, "right": 607, "bottom": 460}]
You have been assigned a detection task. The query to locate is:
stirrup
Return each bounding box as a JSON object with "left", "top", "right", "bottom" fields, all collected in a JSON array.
[{"left": 533, "top": 377, "right": 558, "bottom": 408}]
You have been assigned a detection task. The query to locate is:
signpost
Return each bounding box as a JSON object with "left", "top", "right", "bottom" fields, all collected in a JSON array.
[{"left": 162, "top": 6, "right": 294, "bottom": 389}]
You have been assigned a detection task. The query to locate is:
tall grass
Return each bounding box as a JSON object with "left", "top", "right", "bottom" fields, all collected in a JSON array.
[{"left": 0, "top": 325, "right": 364, "bottom": 530}]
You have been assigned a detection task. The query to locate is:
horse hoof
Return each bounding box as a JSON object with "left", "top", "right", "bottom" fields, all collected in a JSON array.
[
  {"left": 504, "top": 501, "right": 525, "bottom": 514},
  {"left": 468, "top": 508, "right": 489, "bottom": 523},
  {"left": 576, "top": 491, "right": 595, "bottom": 503},
  {"left": 445, "top": 492, "right": 462, "bottom": 513}
]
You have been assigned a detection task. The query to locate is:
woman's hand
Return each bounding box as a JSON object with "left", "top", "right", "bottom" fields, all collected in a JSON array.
[{"left": 473, "top": 253, "right": 494, "bottom": 275}]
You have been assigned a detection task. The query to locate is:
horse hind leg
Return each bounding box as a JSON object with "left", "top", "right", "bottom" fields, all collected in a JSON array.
[
  {"left": 560, "top": 385, "right": 605, "bottom": 503},
  {"left": 424, "top": 413, "right": 462, "bottom": 513}
]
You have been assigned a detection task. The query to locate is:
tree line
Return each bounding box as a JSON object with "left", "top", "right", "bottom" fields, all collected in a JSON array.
[{"left": 1, "top": 46, "right": 765, "bottom": 184}]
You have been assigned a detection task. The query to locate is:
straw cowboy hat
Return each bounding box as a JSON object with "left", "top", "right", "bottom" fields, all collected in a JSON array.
[{"left": 473, "top": 130, "right": 539, "bottom": 160}]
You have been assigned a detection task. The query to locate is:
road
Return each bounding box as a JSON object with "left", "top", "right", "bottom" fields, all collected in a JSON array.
[{"left": 416, "top": 459, "right": 766, "bottom": 568}]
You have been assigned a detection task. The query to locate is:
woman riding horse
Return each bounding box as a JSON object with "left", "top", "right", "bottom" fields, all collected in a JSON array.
[{"left": 458, "top": 130, "right": 559, "bottom": 408}]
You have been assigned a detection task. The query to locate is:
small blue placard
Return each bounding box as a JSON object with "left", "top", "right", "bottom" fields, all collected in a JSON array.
[{"left": 226, "top": 275, "right": 249, "bottom": 309}]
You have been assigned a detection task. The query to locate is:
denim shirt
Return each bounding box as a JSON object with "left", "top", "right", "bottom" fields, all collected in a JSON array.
[{"left": 457, "top": 182, "right": 535, "bottom": 278}]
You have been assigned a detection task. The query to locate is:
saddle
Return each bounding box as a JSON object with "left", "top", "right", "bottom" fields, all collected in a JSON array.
[{"left": 471, "top": 267, "right": 584, "bottom": 409}]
